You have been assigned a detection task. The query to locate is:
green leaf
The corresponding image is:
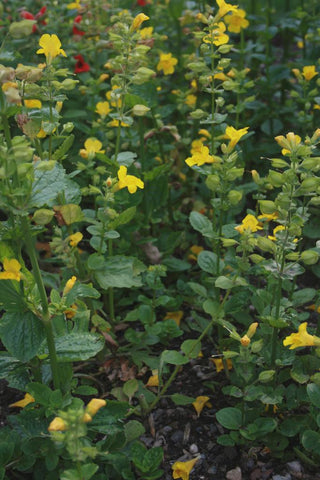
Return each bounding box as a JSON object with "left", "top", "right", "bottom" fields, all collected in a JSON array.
[
  {"left": 170, "top": 394, "right": 195, "bottom": 405},
  {"left": 123, "top": 379, "right": 139, "bottom": 401},
  {"left": 95, "top": 256, "right": 146, "bottom": 289},
  {"left": 217, "top": 434, "right": 236, "bottom": 446},
  {"left": 162, "top": 257, "right": 191, "bottom": 272},
  {"left": 61, "top": 464, "right": 98, "bottom": 480},
  {"left": 189, "top": 212, "right": 214, "bottom": 238},
  {"left": 52, "top": 134, "right": 74, "bottom": 161},
  {"left": 161, "top": 350, "right": 189, "bottom": 365},
  {"left": 279, "top": 417, "right": 307, "bottom": 437},
  {"left": 188, "top": 282, "right": 207, "bottom": 297},
  {"left": 31, "top": 163, "right": 80, "bottom": 207},
  {"left": 26, "top": 382, "right": 58, "bottom": 407},
  {"left": 53, "top": 333, "right": 104, "bottom": 362},
  {"left": 0, "top": 352, "right": 21, "bottom": 378},
  {"left": 216, "top": 407, "right": 242, "bottom": 430},
  {"left": 116, "top": 151, "right": 137, "bottom": 167},
  {"left": 181, "top": 339, "right": 201, "bottom": 359},
  {"left": 0, "top": 280, "right": 27, "bottom": 312},
  {"left": 142, "top": 447, "right": 163, "bottom": 473},
  {"left": 66, "top": 282, "right": 100, "bottom": 304},
  {"left": 109, "top": 207, "right": 137, "bottom": 229},
  {"left": 0, "top": 441, "right": 15, "bottom": 466},
  {"left": 215, "top": 276, "right": 234, "bottom": 289},
  {"left": 90, "top": 401, "right": 129, "bottom": 434},
  {"left": 292, "top": 288, "right": 316, "bottom": 307},
  {"left": 197, "top": 251, "right": 218, "bottom": 274},
  {"left": 73, "top": 385, "right": 98, "bottom": 396},
  {"left": 0, "top": 311, "right": 45, "bottom": 362},
  {"left": 302, "top": 430, "right": 320, "bottom": 454},
  {"left": 307, "top": 383, "right": 320, "bottom": 407},
  {"left": 124, "top": 420, "right": 145, "bottom": 443},
  {"left": 58, "top": 204, "right": 83, "bottom": 225}
]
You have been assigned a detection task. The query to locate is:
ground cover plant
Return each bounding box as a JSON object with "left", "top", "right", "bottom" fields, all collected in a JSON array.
[{"left": 1, "top": 0, "right": 320, "bottom": 478}]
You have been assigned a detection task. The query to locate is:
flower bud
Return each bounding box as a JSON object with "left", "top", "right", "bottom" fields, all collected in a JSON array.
[
  {"left": 259, "top": 200, "right": 277, "bottom": 214},
  {"left": 300, "top": 250, "right": 319, "bottom": 265},
  {"left": 247, "top": 322, "right": 258, "bottom": 338},
  {"left": 132, "top": 104, "right": 150, "bottom": 116},
  {"left": 228, "top": 189, "right": 242, "bottom": 205},
  {"left": 9, "top": 20, "right": 36, "bottom": 38},
  {"left": 205, "top": 174, "right": 220, "bottom": 192},
  {"left": 63, "top": 276, "right": 77, "bottom": 295},
  {"left": 15, "top": 64, "right": 43, "bottom": 82}
]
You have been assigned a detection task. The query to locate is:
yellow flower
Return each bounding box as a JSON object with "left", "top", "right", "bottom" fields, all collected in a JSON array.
[
  {"left": 117, "top": 165, "right": 144, "bottom": 194},
  {"left": 172, "top": 457, "right": 199, "bottom": 480},
  {"left": 86, "top": 398, "right": 106, "bottom": 416},
  {"left": 67, "top": 0, "right": 82, "bottom": 9},
  {"left": 131, "top": 13, "right": 149, "bottom": 31},
  {"left": 80, "top": 138, "right": 105, "bottom": 159},
  {"left": 268, "top": 225, "right": 286, "bottom": 241},
  {"left": 214, "top": 71, "right": 228, "bottom": 81},
  {"left": 225, "top": 9, "right": 249, "bottom": 33},
  {"left": 192, "top": 396, "right": 211, "bottom": 416},
  {"left": 0, "top": 258, "right": 22, "bottom": 281},
  {"left": 185, "top": 94, "right": 197, "bottom": 107},
  {"left": 185, "top": 145, "right": 217, "bottom": 167},
  {"left": 164, "top": 311, "right": 183, "bottom": 326},
  {"left": 95, "top": 101, "right": 111, "bottom": 118},
  {"left": 235, "top": 214, "right": 262, "bottom": 234},
  {"left": 2, "top": 82, "right": 18, "bottom": 92},
  {"left": 36, "top": 34, "right": 67, "bottom": 64},
  {"left": 275, "top": 132, "right": 301, "bottom": 156},
  {"left": 216, "top": 0, "right": 239, "bottom": 18},
  {"left": 48, "top": 416, "right": 67, "bottom": 432},
  {"left": 211, "top": 357, "right": 233, "bottom": 373},
  {"left": 106, "top": 85, "right": 122, "bottom": 108},
  {"left": 157, "top": 53, "right": 178, "bottom": 75},
  {"left": 63, "top": 276, "right": 77, "bottom": 296},
  {"left": 108, "top": 119, "right": 129, "bottom": 127},
  {"left": 10, "top": 393, "right": 35, "bottom": 408},
  {"left": 225, "top": 125, "right": 249, "bottom": 149},
  {"left": 191, "top": 139, "right": 204, "bottom": 154},
  {"left": 258, "top": 212, "right": 279, "bottom": 222},
  {"left": 140, "top": 26, "right": 154, "bottom": 39},
  {"left": 82, "top": 412, "right": 93, "bottom": 423},
  {"left": 198, "top": 129, "right": 211, "bottom": 138},
  {"left": 283, "top": 322, "right": 320, "bottom": 349},
  {"left": 188, "top": 245, "right": 204, "bottom": 262},
  {"left": 68, "top": 232, "right": 83, "bottom": 247},
  {"left": 24, "top": 99, "right": 42, "bottom": 109},
  {"left": 302, "top": 65, "right": 318, "bottom": 81},
  {"left": 146, "top": 371, "right": 159, "bottom": 387},
  {"left": 240, "top": 334, "right": 250, "bottom": 347},
  {"left": 203, "top": 22, "right": 229, "bottom": 46},
  {"left": 64, "top": 304, "right": 77, "bottom": 319}
]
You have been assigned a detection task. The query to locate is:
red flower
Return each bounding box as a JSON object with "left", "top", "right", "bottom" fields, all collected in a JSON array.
[
  {"left": 137, "top": 0, "right": 147, "bottom": 5},
  {"left": 74, "top": 54, "right": 90, "bottom": 73},
  {"left": 20, "top": 6, "right": 47, "bottom": 33},
  {"left": 73, "top": 15, "right": 85, "bottom": 36}
]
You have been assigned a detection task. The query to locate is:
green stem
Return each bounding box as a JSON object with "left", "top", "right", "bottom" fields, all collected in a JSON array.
[
  {"left": 151, "top": 108, "right": 165, "bottom": 162},
  {"left": 210, "top": 40, "right": 215, "bottom": 154},
  {"left": 108, "top": 238, "right": 115, "bottom": 323},
  {"left": 21, "top": 216, "right": 60, "bottom": 389},
  {"left": 138, "top": 117, "right": 145, "bottom": 170}
]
